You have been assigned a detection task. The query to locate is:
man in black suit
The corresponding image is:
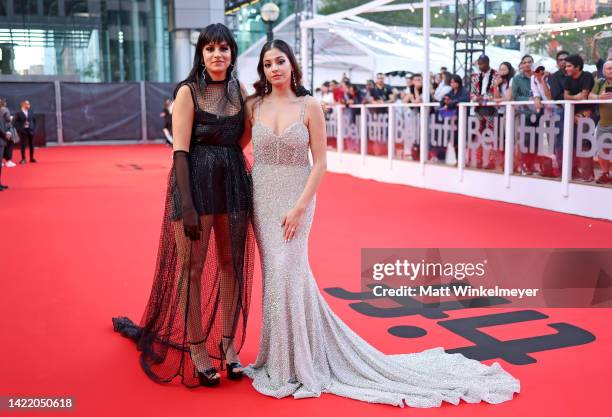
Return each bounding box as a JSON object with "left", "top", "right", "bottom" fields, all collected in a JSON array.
[{"left": 13, "top": 100, "right": 36, "bottom": 164}]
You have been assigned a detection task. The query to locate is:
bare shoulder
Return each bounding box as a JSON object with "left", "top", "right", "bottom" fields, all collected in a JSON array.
[
  {"left": 305, "top": 96, "right": 323, "bottom": 113},
  {"left": 173, "top": 84, "right": 194, "bottom": 110},
  {"left": 244, "top": 94, "right": 258, "bottom": 113},
  {"left": 175, "top": 84, "right": 192, "bottom": 101},
  {"left": 304, "top": 95, "right": 324, "bottom": 122}
]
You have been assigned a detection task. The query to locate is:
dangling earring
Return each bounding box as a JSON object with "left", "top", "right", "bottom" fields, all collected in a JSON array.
[
  {"left": 264, "top": 79, "right": 269, "bottom": 94},
  {"left": 227, "top": 63, "right": 236, "bottom": 93},
  {"left": 292, "top": 72, "right": 297, "bottom": 89},
  {"left": 201, "top": 64, "right": 207, "bottom": 79}
]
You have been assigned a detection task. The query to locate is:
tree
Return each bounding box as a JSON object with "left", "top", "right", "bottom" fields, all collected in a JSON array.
[{"left": 497, "top": 12, "right": 611, "bottom": 61}]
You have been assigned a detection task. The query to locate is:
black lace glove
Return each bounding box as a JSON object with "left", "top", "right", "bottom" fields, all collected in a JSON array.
[{"left": 173, "top": 150, "right": 200, "bottom": 241}]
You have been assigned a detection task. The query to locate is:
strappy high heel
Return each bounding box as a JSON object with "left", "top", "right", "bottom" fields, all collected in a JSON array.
[
  {"left": 198, "top": 367, "right": 221, "bottom": 387},
  {"left": 221, "top": 335, "right": 244, "bottom": 381},
  {"left": 226, "top": 362, "right": 243, "bottom": 380},
  {"left": 190, "top": 340, "right": 220, "bottom": 387}
]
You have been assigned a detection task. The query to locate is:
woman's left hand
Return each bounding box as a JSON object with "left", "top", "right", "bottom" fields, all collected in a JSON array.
[{"left": 282, "top": 206, "right": 306, "bottom": 242}]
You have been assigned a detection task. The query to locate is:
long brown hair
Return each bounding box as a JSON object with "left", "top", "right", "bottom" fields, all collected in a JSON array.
[{"left": 251, "top": 39, "right": 311, "bottom": 99}]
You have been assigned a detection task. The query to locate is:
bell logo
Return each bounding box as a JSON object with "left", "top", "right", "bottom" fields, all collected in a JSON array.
[{"left": 576, "top": 118, "right": 612, "bottom": 161}]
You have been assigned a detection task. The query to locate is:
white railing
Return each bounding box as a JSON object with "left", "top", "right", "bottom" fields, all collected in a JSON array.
[{"left": 324, "top": 100, "right": 612, "bottom": 220}]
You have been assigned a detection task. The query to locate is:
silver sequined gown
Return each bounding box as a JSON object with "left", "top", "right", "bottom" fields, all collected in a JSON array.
[{"left": 244, "top": 96, "right": 520, "bottom": 407}]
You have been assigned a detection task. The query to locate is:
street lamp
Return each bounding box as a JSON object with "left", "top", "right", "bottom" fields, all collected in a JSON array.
[{"left": 261, "top": 2, "right": 280, "bottom": 42}]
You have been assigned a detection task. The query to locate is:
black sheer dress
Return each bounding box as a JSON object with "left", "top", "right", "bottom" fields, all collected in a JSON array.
[{"left": 113, "top": 74, "right": 254, "bottom": 388}]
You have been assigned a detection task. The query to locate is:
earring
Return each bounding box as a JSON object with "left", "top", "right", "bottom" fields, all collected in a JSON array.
[
  {"left": 292, "top": 72, "right": 297, "bottom": 89},
  {"left": 201, "top": 64, "right": 207, "bottom": 79},
  {"left": 264, "top": 79, "right": 269, "bottom": 94},
  {"left": 227, "top": 64, "right": 236, "bottom": 92}
]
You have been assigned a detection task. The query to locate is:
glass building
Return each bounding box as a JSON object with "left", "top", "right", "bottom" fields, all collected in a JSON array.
[
  {"left": 0, "top": 0, "right": 172, "bottom": 82},
  {"left": 225, "top": 0, "right": 296, "bottom": 53}
]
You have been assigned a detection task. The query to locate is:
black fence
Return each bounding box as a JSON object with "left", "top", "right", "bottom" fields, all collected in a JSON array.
[{"left": 0, "top": 81, "right": 176, "bottom": 144}]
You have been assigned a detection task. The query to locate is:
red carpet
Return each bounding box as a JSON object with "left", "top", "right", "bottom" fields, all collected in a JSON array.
[{"left": 0, "top": 144, "right": 610, "bottom": 416}]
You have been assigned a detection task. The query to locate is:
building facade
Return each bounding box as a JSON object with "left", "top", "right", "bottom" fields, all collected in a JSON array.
[{"left": 0, "top": 0, "right": 231, "bottom": 83}]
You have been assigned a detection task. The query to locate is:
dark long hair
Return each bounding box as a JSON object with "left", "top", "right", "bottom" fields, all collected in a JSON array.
[
  {"left": 450, "top": 74, "right": 463, "bottom": 90},
  {"left": 251, "top": 39, "right": 311, "bottom": 99},
  {"left": 499, "top": 62, "right": 515, "bottom": 87},
  {"left": 172, "top": 23, "right": 238, "bottom": 98}
]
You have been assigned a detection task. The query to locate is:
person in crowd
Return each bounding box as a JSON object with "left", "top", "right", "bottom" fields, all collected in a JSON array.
[
  {"left": 440, "top": 75, "right": 470, "bottom": 115},
  {"left": 0, "top": 98, "right": 15, "bottom": 168},
  {"left": 493, "top": 62, "right": 515, "bottom": 105},
  {"left": 564, "top": 54, "right": 596, "bottom": 181},
  {"left": 546, "top": 51, "right": 570, "bottom": 175},
  {"left": 470, "top": 54, "right": 498, "bottom": 169},
  {"left": 345, "top": 83, "right": 363, "bottom": 143},
  {"left": 438, "top": 74, "right": 469, "bottom": 162},
  {"left": 432, "top": 72, "right": 441, "bottom": 92},
  {"left": 331, "top": 79, "right": 345, "bottom": 104},
  {"left": 363, "top": 79, "right": 375, "bottom": 103},
  {"left": 531, "top": 62, "right": 560, "bottom": 176},
  {"left": 389, "top": 87, "right": 401, "bottom": 103},
  {"left": 160, "top": 98, "right": 173, "bottom": 146},
  {"left": 588, "top": 59, "right": 612, "bottom": 184},
  {"left": 13, "top": 100, "right": 36, "bottom": 164},
  {"left": 489, "top": 62, "right": 515, "bottom": 170},
  {"left": 320, "top": 81, "right": 334, "bottom": 113},
  {"left": 346, "top": 83, "right": 363, "bottom": 106},
  {"left": 591, "top": 32, "right": 612, "bottom": 78},
  {"left": 404, "top": 73, "right": 423, "bottom": 104},
  {"left": 401, "top": 74, "right": 413, "bottom": 101},
  {"left": 532, "top": 63, "right": 552, "bottom": 115},
  {"left": 511, "top": 54, "right": 541, "bottom": 175},
  {"left": 433, "top": 71, "right": 452, "bottom": 102},
  {"left": 370, "top": 72, "right": 393, "bottom": 103},
  {"left": 0, "top": 98, "right": 11, "bottom": 190}
]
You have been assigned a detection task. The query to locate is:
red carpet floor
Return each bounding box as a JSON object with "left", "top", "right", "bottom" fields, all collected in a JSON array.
[{"left": 0, "top": 144, "right": 610, "bottom": 417}]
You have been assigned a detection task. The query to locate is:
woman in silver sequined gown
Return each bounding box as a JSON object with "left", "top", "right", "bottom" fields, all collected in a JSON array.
[{"left": 243, "top": 40, "right": 520, "bottom": 407}]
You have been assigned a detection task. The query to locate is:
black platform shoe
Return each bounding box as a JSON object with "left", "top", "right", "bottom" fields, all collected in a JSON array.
[
  {"left": 198, "top": 367, "right": 221, "bottom": 387},
  {"left": 221, "top": 336, "right": 244, "bottom": 380},
  {"left": 226, "top": 362, "right": 244, "bottom": 380}
]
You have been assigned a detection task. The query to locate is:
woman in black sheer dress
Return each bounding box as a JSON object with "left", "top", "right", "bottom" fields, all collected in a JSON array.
[{"left": 113, "top": 23, "right": 254, "bottom": 388}]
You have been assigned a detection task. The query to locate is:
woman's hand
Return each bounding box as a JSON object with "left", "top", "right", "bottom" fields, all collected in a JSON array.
[
  {"left": 281, "top": 206, "right": 306, "bottom": 242},
  {"left": 182, "top": 205, "right": 201, "bottom": 241}
]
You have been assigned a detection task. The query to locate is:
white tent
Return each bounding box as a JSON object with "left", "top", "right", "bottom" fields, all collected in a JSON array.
[{"left": 237, "top": 14, "right": 561, "bottom": 91}]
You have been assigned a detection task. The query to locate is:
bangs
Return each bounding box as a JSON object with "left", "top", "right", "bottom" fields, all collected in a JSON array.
[{"left": 201, "top": 24, "right": 236, "bottom": 50}]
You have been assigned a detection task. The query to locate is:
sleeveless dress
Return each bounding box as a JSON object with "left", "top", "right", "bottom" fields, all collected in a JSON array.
[
  {"left": 243, "top": 96, "right": 520, "bottom": 407},
  {"left": 113, "top": 76, "right": 255, "bottom": 388}
]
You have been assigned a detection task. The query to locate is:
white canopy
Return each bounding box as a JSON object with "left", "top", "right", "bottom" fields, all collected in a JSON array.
[{"left": 238, "top": 14, "right": 561, "bottom": 90}]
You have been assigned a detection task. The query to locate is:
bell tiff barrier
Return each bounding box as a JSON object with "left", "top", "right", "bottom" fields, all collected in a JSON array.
[
  {"left": 0, "top": 81, "right": 175, "bottom": 143},
  {"left": 324, "top": 100, "right": 612, "bottom": 220}
]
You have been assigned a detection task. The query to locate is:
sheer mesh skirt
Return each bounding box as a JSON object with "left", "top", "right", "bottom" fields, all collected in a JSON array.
[{"left": 113, "top": 152, "right": 254, "bottom": 388}]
